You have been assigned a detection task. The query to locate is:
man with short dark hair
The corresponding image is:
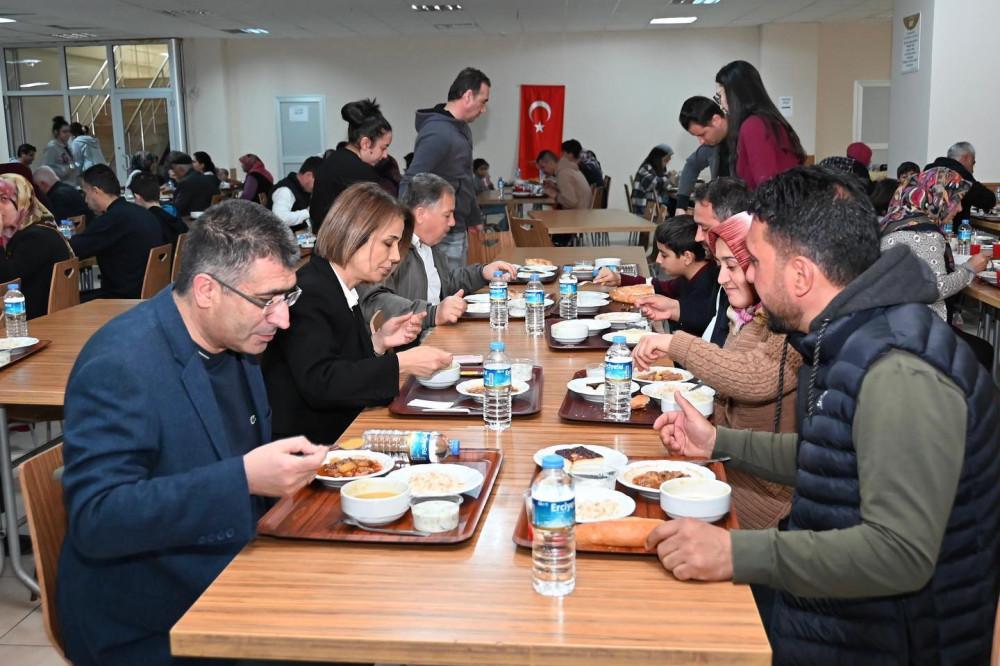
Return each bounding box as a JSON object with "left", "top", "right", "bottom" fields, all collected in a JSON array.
[
  {"left": 399, "top": 67, "right": 491, "bottom": 271},
  {"left": 33, "top": 164, "right": 90, "bottom": 221},
  {"left": 169, "top": 151, "right": 220, "bottom": 217},
  {"left": 58, "top": 199, "right": 326, "bottom": 665},
  {"left": 271, "top": 156, "right": 322, "bottom": 231},
  {"left": 676, "top": 96, "right": 730, "bottom": 211},
  {"left": 538, "top": 149, "right": 592, "bottom": 210},
  {"left": 14, "top": 143, "right": 36, "bottom": 166},
  {"left": 130, "top": 171, "right": 188, "bottom": 248},
  {"left": 649, "top": 165, "right": 1000, "bottom": 665},
  {"left": 561, "top": 139, "right": 603, "bottom": 188},
  {"left": 926, "top": 141, "right": 997, "bottom": 232},
  {"left": 70, "top": 164, "right": 163, "bottom": 299}
]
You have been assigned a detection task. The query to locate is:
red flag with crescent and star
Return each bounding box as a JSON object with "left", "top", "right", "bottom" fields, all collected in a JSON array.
[{"left": 518, "top": 84, "right": 565, "bottom": 179}]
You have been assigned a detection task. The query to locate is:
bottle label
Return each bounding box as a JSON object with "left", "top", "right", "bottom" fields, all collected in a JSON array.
[
  {"left": 958, "top": 228, "right": 972, "bottom": 242},
  {"left": 484, "top": 366, "right": 511, "bottom": 389},
  {"left": 533, "top": 497, "right": 575, "bottom": 528},
  {"left": 408, "top": 432, "right": 431, "bottom": 462},
  {"left": 605, "top": 359, "right": 632, "bottom": 381},
  {"left": 490, "top": 285, "right": 507, "bottom": 302},
  {"left": 525, "top": 289, "right": 544, "bottom": 306},
  {"left": 4, "top": 300, "right": 25, "bottom": 316},
  {"left": 559, "top": 281, "right": 577, "bottom": 296}
]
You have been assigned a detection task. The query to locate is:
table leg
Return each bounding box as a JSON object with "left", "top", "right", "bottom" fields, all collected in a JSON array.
[{"left": 0, "top": 406, "right": 40, "bottom": 594}]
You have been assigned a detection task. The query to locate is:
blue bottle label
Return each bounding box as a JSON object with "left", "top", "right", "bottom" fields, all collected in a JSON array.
[
  {"left": 559, "top": 282, "right": 577, "bottom": 296},
  {"left": 533, "top": 497, "right": 575, "bottom": 528},
  {"left": 525, "top": 289, "right": 544, "bottom": 305},
  {"left": 490, "top": 285, "right": 507, "bottom": 301},
  {"left": 958, "top": 228, "right": 972, "bottom": 241},
  {"left": 605, "top": 360, "right": 632, "bottom": 381},
  {"left": 4, "top": 301, "right": 25, "bottom": 316},
  {"left": 408, "top": 432, "right": 431, "bottom": 462},
  {"left": 484, "top": 366, "right": 511, "bottom": 389}
]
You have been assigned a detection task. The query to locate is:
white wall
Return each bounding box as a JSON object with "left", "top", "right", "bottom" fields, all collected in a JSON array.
[
  {"left": 759, "top": 23, "right": 818, "bottom": 156},
  {"left": 888, "top": 0, "right": 935, "bottom": 171}
]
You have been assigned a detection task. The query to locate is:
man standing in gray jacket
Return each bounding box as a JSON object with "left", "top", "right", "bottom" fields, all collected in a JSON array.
[
  {"left": 676, "top": 96, "right": 730, "bottom": 211},
  {"left": 399, "top": 67, "right": 491, "bottom": 271},
  {"left": 360, "top": 174, "right": 515, "bottom": 335}
]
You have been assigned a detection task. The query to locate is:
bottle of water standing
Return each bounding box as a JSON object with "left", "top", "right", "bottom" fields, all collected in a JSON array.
[
  {"left": 498, "top": 177, "right": 505, "bottom": 198},
  {"left": 525, "top": 273, "right": 545, "bottom": 336},
  {"left": 361, "top": 430, "right": 460, "bottom": 463},
  {"left": 489, "top": 270, "right": 509, "bottom": 330},
  {"left": 604, "top": 335, "right": 633, "bottom": 421},
  {"left": 4, "top": 284, "right": 28, "bottom": 338},
  {"left": 515, "top": 167, "right": 522, "bottom": 181},
  {"left": 532, "top": 454, "right": 575, "bottom": 597},
  {"left": 957, "top": 218, "right": 973, "bottom": 254},
  {"left": 59, "top": 220, "right": 75, "bottom": 239},
  {"left": 483, "top": 341, "right": 512, "bottom": 431},
  {"left": 559, "top": 266, "right": 577, "bottom": 319}
]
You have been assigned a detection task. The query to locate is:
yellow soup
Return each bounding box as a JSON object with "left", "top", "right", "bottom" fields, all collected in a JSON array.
[{"left": 354, "top": 491, "right": 398, "bottom": 500}]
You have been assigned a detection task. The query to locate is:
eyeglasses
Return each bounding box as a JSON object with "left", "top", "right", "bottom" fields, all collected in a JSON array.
[
  {"left": 209, "top": 274, "right": 301, "bottom": 315},
  {"left": 712, "top": 92, "right": 723, "bottom": 106}
]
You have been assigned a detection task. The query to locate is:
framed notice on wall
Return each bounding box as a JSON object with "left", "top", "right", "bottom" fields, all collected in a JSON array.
[{"left": 901, "top": 13, "right": 920, "bottom": 74}]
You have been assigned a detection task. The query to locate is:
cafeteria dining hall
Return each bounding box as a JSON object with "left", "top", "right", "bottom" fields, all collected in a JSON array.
[{"left": 1, "top": 0, "right": 999, "bottom": 664}]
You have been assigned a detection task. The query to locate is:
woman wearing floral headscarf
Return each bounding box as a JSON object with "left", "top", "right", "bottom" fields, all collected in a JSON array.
[
  {"left": 238, "top": 153, "right": 274, "bottom": 204},
  {"left": 880, "top": 167, "right": 993, "bottom": 367},
  {"left": 126, "top": 150, "right": 165, "bottom": 189},
  {"left": 0, "top": 173, "right": 73, "bottom": 319}
]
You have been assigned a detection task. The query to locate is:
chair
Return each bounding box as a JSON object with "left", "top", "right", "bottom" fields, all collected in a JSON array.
[
  {"left": 68, "top": 214, "right": 86, "bottom": 235},
  {"left": 210, "top": 194, "right": 225, "bottom": 206},
  {"left": 468, "top": 229, "right": 516, "bottom": 265},
  {"left": 0, "top": 276, "right": 20, "bottom": 295},
  {"left": 589, "top": 186, "right": 604, "bottom": 210},
  {"left": 21, "top": 444, "right": 67, "bottom": 657},
  {"left": 171, "top": 233, "right": 187, "bottom": 282},
  {"left": 140, "top": 244, "right": 173, "bottom": 299},
  {"left": 47, "top": 258, "right": 80, "bottom": 315},
  {"left": 624, "top": 183, "right": 634, "bottom": 213},
  {"left": 601, "top": 175, "right": 610, "bottom": 208},
  {"left": 257, "top": 192, "right": 269, "bottom": 207},
  {"left": 509, "top": 217, "right": 553, "bottom": 248}
]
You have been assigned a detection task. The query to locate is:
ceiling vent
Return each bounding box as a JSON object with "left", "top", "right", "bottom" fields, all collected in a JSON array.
[
  {"left": 413, "top": 4, "right": 463, "bottom": 11},
  {"left": 161, "top": 10, "right": 216, "bottom": 17},
  {"left": 50, "top": 32, "right": 100, "bottom": 39}
]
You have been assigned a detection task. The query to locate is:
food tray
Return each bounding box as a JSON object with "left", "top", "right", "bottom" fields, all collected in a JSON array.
[
  {"left": 258, "top": 449, "right": 502, "bottom": 544},
  {"left": 557, "top": 369, "right": 660, "bottom": 426},
  {"left": 545, "top": 318, "right": 614, "bottom": 350},
  {"left": 460, "top": 301, "right": 558, "bottom": 320},
  {"left": 512, "top": 456, "right": 736, "bottom": 554},
  {"left": 0, "top": 339, "right": 51, "bottom": 371},
  {"left": 388, "top": 366, "right": 543, "bottom": 417}
]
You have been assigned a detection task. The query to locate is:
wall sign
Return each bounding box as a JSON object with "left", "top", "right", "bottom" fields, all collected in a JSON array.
[
  {"left": 778, "top": 96, "right": 793, "bottom": 117},
  {"left": 901, "top": 12, "right": 921, "bottom": 74},
  {"left": 288, "top": 105, "right": 309, "bottom": 122}
]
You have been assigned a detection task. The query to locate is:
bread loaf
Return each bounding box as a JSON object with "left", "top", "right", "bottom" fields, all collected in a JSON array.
[
  {"left": 609, "top": 284, "right": 654, "bottom": 304},
  {"left": 575, "top": 517, "right": 665, "bottom": 550}
]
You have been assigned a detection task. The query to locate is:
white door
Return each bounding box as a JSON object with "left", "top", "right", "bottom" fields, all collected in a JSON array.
[
  {"left": 111, "top": 91, "right": 178, "bottom": 184},
  {"left": 275, "top": 96, "right": 326, "bottom": 177},
  {"left": 853, "top": 80, "right": 890, "bottom": 168}
]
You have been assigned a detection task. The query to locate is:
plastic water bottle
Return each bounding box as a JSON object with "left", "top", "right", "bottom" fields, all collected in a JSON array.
[
  {"left": 4, "top": 284, "right": 28, "bottom": 338},
  {"left": 532, "top": 454, "right": 575, "bottom": 597},
  {"left": 59, "top": 220, "right": 75, "bottom": 239},
  {"left": 559, "top": 266, "right": 577, "bottom": 319},
  {"left": 525, "top": 273, "right": 545, "bottom": 336},
  {"left": 604, "top": 335, "right": 632, "bottom": 421},
  {"left": 498, "top": 177, "right": 505, "bottom": 197},
  {"left": 360, "top": 430, "right": 460, "bottom": 463},
  {"left": 489, "top": 270, "right": 509, "bottom": 330},
  {"left": 958, "top": 219, "right": 973, "bottom": 254},
  {"left": 515, "top": 167, "right": 522, "bottom": 181},
  {"left": 483, "top": 341, "right": 512, "bottom": 431}
]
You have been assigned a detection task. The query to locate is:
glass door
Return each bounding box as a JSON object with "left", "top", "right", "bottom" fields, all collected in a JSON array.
[{"left": 111, "top": 91, "right": 176, "bottom": 184}]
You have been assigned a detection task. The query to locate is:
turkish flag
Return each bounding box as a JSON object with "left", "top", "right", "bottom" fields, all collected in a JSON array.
[{"left": 518, "top": 85, "right": 565, "bottom": 179}]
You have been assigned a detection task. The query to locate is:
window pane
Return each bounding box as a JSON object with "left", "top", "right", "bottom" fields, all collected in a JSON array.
[
  {"left": 119, "top": 97, "right": 171, "bottom": 166},
  {"left": 70, "top": 95, "right": 115, "bottom": 174},
  {"left": 66, "top": 46, "right": 109, "bottom": 90},
  {"left": 8, "top": 96, "right": 66, "bottom": 166},
  {"left": 113, "top": 44, "right": 170, "bottom": 88},
  {"left": 5, "top": 48, "right": 61, "bottom": 91}
]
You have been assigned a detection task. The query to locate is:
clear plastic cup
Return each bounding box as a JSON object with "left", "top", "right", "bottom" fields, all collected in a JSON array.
[
  {"left": 512, "top": 358, "right": 534, "bottom": 382},
  {"left": 585, "top": 362, "right": 604, "bottom": 378},
  {"left": 569, "top": 463, "right": 619, "bottom": 489}
]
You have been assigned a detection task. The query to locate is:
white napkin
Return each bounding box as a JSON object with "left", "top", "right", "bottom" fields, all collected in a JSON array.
[{"left": 408, "top": 399, "right": 455, "bottom": 409}]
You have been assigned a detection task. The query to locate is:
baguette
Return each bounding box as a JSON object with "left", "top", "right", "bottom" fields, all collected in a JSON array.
[
  {"left": 609, "top": 284, "right": 654, "bottom": 304},
  {"left": 575, "top": 517, "right": 665, "bottom": 551}
]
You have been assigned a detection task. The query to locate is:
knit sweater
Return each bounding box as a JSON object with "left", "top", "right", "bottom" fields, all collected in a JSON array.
[{"left": 668, "top": 312, "right": 803, "bottom": 529}]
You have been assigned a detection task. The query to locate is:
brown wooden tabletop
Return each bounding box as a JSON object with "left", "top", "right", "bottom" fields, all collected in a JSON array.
[
  {"left": 172, "top": 245, "right": 770, "bottom": 664},
  {"left": 478, "top": 190, "right": 556, "bottom": 207},
  {"left": 496, "top": 245, "right": 649, "bottom": 273},
  {"left": 530, "top": 209, "right": 658, "bottom": 235},
  {"left": 971, "top": 215, "right": 1000, "bottom": 235},
  {"left": 965, "top": 279, "right": 1000, "bottom": 310}
]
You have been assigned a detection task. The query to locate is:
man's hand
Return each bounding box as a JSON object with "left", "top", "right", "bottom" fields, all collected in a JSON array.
[
  {"left": 635, "top": 295, "right": 680, "bottom": 322},
  {"left": 398, "top": 346, "right": 454, "bottom": 377},
  {"left": 543, "top": 185, "right": 557, "bottom": 197},
  {"left": 374, "top": 312, "right": 426, "bottom": 351},
  {"left": 646, "top": 518, "right": 733, "bottom": 582},
  {"left": 632, "top": 333, "right": 673, "bottom": 371},
  {"left": 652, "top": 392, "right": 717, "bottom": 457},
  {"left": 244, "top": 437, "right": 328, "bottom": 497},
  {"left": 593, "top": 267, "right": 621, "bottom": 286},
  {"left": 436, "top": 291, "right": 467, "bottom": 325},
  {"left": 482, "top": 260, "right": 516, "bottom": 281},
  {"left": 467, "top": 226, "right": 484, "bottom": 240}
]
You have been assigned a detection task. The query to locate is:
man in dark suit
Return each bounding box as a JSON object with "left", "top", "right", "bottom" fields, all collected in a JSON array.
[
  {"left": 70, "top": 165, "right": 163, "bottom": 299},
  {"left": 58, "top": 200, "right": 327, "bottom": 665},
  {"left": 169, "top": 151, "right": 220, "bottom": 217},
  {"left": 33, "top": 164, "right": 91, "bottom": 222}
]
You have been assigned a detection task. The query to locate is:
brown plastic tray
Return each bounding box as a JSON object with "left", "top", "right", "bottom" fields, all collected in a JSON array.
[
  {"left": 460, "top": 302, "right": 558, "bottom": 320},
  {"left": 258, "top": 449, "right": 502, "bottom": 544},
  {"left": 512, "top": 457, "right": 737, "bottom": 554},
  {"left": 388, "top": 366, "right": 543, "bottom": 417},
  {"left": 0, "top": 339, "right": 51, "bottom": 371},
  {"left": 557, "top": 369, "right": 660, "bottom": 426}
]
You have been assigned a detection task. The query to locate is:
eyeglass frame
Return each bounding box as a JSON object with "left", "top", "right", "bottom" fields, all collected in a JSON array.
[
  {"left": 208, "top": 273, "right": 301, "bottom": 315},
  {"left": 712, "top": 91, "right": 723, "bottom": 107}
]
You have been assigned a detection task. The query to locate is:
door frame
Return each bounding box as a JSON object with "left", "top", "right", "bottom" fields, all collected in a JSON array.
[
  {"left": 111, "top": 89, "right": 179, "bottom": 183},
  {"left": 274, "top": 95, "right": 326, "bottom": 175},
  {"left": 852, "top": 79, "right": 890, "bottom": 152}
]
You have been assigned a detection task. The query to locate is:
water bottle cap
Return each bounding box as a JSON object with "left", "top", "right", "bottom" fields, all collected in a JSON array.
[
  {"left": 563, "top": 265, "right": 573, "bottom": 271},
  {"left": 531, "top": 273, "right": 539, "bottom": 279},
  {"left": 6, "top": 284, "right": 18, "bottom": 291},
  {"left": 541, "top": 454, "right": 566, "bottom": 469},
  {"left": 449, "top": 439, "right": 461, "bottom": 456},
  {"left": 490, "top": 341, "right": 505, "bottom": 351},
  {"left": 493, "top": 270, "right": 503, "bottom": 277},
  {"left": 612, "top": 335, "right": 626, "bottom": 344}
]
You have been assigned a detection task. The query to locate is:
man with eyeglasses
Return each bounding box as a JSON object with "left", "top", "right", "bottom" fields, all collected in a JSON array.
[{"left": 57, "top": 199, "right": 327, "bottom": 665}]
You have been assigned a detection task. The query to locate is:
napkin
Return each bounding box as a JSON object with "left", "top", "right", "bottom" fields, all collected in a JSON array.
[{"left": 408, "top": 399, "right": 455, "bottom": 409}]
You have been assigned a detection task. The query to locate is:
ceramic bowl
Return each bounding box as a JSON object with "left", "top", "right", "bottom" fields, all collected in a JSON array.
[
  {"left": 660, "top": 478, "right": 731, "bottom": 523},
  {"left": 416, "top": 361, "right": 461, "bottom": 389},
  {"left": 340, "top": 478, "right": 411, "bottom": 526}
]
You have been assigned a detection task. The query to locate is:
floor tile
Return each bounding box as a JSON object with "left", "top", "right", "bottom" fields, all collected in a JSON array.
[
  {"left": 0, "top": 643, "right": 66, "bottom": 665},
  {"left": 0, "top": 577, "right": 38, "bottom": 639},
  {"left": 1, "top": 607, "right": 51, "bottom": 647}
]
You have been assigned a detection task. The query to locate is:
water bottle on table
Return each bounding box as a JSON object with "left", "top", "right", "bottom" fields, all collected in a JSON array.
[
  {"left": 59, "top": 220, "right": 75, "bottom": 239},
  {"left": 489, "top": 270, "right": 509, "bottom": 330},
  {"left": 498, "top": 177, "right": 505, "bottom": 198},
  {"left": 958, "top": 218, "right": 973, "bottom": 254},
  {"left": 525, "top": 273, "right": 545, "bottom": 336},
  {"left": 360, "top": 430, "right": 460, "bottom": 463},
  {"left": 4, "top": 283, "right": 28, "bottom": 338},
  {"left": 559, "top": 266, "right": 577, "bottom": 319},
  {"left": 483, "top": 341, "right": 512, "bottom": 431},
  {"left": 604, "top": 335, "right": 633, "bottom": 421},
  {"left": 531, "top": 454, "right": 575, "bottom": 597}
]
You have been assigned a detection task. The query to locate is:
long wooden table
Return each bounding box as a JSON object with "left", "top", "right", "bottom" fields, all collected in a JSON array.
[
  {"left": 529, "top": 209, "right": 657, "bottom": 236},
  {"left": 963, "top": 279, "right": 1000, "bottom": 377},
  {"left": 172, "top": 249, "right": 770, "bottom": 664},
  {"left": 0, "top": 299, "right": 139, "bottom": 593},
  {"left": 477, "top": 190, "right": 556, "bottom": 208},
  {"left": 971, "top": 215, "right": 1000, "bottom": 235}
]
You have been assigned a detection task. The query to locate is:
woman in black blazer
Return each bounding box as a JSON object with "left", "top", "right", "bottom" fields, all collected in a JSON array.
[{"left": 263, "top": 182, "right": 453, "bottom": 443}]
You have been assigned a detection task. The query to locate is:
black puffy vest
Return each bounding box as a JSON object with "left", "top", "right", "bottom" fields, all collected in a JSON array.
[
  {"left": 272, "top": 172, "right": 310, "bottom": 213},
  {"left": 772, "top": 303, "right": 1000, "bottom": 666}
]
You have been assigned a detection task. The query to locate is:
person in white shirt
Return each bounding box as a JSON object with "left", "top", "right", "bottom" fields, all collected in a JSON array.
[{"left": 270, "top": 156, "right": 322, "bottom": 231}]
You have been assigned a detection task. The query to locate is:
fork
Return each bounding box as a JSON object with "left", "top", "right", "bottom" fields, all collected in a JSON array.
[{"left": 336, "top": 516, "right": 431, "bottom": 537}]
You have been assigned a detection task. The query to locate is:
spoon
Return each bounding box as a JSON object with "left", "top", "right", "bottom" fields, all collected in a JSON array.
[
  {"left": 338, "top": 516, "right": 431, "bottom": 537},
  {"left": 687, "top": 456, "right": 732, "bottom": 466}
]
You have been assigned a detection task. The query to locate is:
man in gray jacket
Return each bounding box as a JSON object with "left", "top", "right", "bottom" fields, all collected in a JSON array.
[
  {"left": 399, "top": 67, "right": 491, "bottom": 271},
  {"left": 360, "top": 173, "right": 515, "bottom": 335}
]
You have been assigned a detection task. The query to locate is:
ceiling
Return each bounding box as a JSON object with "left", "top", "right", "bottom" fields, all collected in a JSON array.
[{"left": 0, "top": 0, "right": 893, "bottom": 45}]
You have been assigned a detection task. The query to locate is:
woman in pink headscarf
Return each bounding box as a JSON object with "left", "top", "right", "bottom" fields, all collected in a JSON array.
[{"left": 238, "top": 153, "right": 274, "bottom": 204}]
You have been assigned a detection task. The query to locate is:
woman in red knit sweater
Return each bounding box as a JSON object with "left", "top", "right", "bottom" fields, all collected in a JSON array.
[{"left": 715, "top": 60, "right": 806, "bottom": 190}]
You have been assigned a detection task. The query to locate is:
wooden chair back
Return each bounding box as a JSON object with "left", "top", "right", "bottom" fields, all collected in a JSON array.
[
  {"left": 141, "top": 243, "right": 173, "bottom": 299},
  {"left": 210, "top": 194, "right": 225, "bottom": 206},
  {"left": 602, "top": 175, "right": 610, "bottom": 208},
  {"left": 257, "top": 192, "right": 269, "bottom": 207},
  {"left": 47, "top": 258, "right": 80, "bottom": 315},
  {"left": 0, "top": 277, "right": 20, "bottom": 294},
  {"left": 624, "top": 183, "right": 634, "bottom": 213},
  {"left": 509, "top": 217, "right": 553, "bottom": 247},
  {"left": 504, "top": 203, "right": 518, "bottom": 221},
  {"left": 21, "top": 444, "right": 67, "bottom": 657},
  {"left": 171, "top": 233, "right": 187, "bottom": 282},
  {"left": 468, "top": 229, "right": 516, "bottom": 265},
  {"left": 68, "top": 214, "right": 87, "bottom": 235},
  {"left": 643, "top": 200, "right": 659, "bottom": 222},
  {"left": 993, "top": 594, "right": 1000, "bottom": 666},
  {"left": 590, "top": 186, "right": 604, "bottom": 210}
]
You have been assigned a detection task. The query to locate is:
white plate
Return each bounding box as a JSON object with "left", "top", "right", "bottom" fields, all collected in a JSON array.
[
  {"left": 602, "top": 329, "right": 653, "bottom": 346},
  {"left": 464, "top": 293, "right": 491, "bottom": 303},
  {"left": 465, "top": 302, "right": 491, "bottom": 314},
  {"left": 0, "top": 336, "right": 39, "bottom": 351},
  {"left": 595, "top": 312, "right": 642, "bottom": 325},
  {"left": 978, "top": 270, "right": 998, "bottom": 285},
  {"left": 517, "top": 271, "right": 554, "bottom": 280},
  {"left": 533, "top": 444, "right": 629, "bottom": 471},
  {"left": 617, "top": 460, "right": 716, "bottom": 500},
  {"left": 576, "top": 318, "right": 612, "bottom": 334},
  {"left": 509, "top": 297, "right": 554, "bottom": 309},
  {"left": 523, "top": 264, "right": 556, "bottom": 273},
  {"left": 574, "top": 487, "right": 636, "bottom": 523},
  {"left": 567, "top": 377, "right": 640, "bottom": 403},
  {"left": 633, "top": 366, "right": 694, "bottom": 384},
  {"left": 387, "top": 463, "right": 484, "bottom": 497},
  {"left": 455, "top": 378, "right": 530, "bottom": 402},
  {"left": 315, "top": 450, "right": 395, "bottom": 488},
  {"left": 577, "top": 292, "right": 610, "bottom": 305}
]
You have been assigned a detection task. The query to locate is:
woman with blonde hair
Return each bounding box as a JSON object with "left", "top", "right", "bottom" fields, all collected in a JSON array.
[
  {"left": 0, "top": 173, "right": 73, "bottom": 318},
  {"left": 263, "top": 182, "right": 453, "bottom": 443}
]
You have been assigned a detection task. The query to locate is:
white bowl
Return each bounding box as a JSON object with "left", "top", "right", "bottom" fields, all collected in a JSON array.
[
  {"left": 340, "top": 478, "right": 412, "bottom": 526},
  {"left": 551, "top": 320, "right": 589, "bottom": 343},
  {"left": 567, "top": 377, "right": 640, "bottom": 403},
  {"left": 641, "top": 381, "right": 716, "bottom": 417},
  {"left": 315, "top": 450, "right": 394, "bottom": 488},
  {"left": 456, "top": 378, "right": 530, "bottom": 402},
  {"left": 660, "top": 478, "right": 731, "bottom": 523},
  {"left": 978, "top": 270, "right": 998, "bottom": 285},
  {"left": 617, "top": 460, "right": 715, "bottom": 500},
  {"left": 577, "top": 318, "right": 612, "bottom": 335},
  {"left": 416, "top": 361, "right": 461, "bottom": 388},
  {"left": 595, "top": 257, "right": 622, "bottom": 269}
]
